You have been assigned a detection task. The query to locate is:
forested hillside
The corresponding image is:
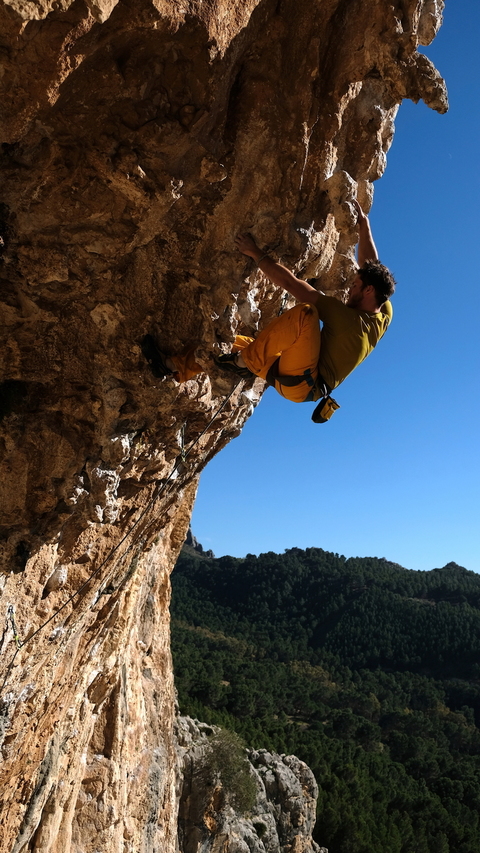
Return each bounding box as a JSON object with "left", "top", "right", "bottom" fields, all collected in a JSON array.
[{"left": 170, "top": 547, "right": 480, "bottom": 853}]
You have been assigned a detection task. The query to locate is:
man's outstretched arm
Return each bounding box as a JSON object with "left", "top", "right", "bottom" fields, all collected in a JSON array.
[
  {"left": 353, "top": 200, "right": 379, "bottom": 266},
  {"left": 235, "top": 233, "right": 318, "bottom": 305}
]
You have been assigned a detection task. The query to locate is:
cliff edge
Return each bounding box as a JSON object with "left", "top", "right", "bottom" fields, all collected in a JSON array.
[{"left": 0, "top": 1, "right": 447, "bottom": 851}]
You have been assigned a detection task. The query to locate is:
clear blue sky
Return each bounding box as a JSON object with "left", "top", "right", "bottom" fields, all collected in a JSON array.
[{"left": 191, "top": 1, "right": 480, "bottom": 573}]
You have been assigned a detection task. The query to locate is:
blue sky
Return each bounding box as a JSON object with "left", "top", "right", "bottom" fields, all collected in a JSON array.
[{"left": 191, "top": 1, "right": 480, "bottom": 572}]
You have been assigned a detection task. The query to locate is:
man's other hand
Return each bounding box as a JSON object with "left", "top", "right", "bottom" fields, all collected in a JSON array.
[{"left": 353, "top": 199, "right": 368, "bottom": 228}]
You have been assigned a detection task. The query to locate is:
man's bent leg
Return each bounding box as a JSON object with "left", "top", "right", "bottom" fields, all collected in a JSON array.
[
  {"left": 240, "top": 303, "right": 320, "bottom": 402},
  {"left": 166, "top": 303, "right": 321, "bottom": 396}
]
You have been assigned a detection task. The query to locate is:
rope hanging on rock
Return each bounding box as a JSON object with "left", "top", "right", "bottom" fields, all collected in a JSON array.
[{"left": 0, "top": 378, "right": 242, "bottom": 694}]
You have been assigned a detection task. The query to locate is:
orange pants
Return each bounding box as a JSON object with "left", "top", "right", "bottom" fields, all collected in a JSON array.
[{"left": 171, "top": 303, "right": 321, "bottom": 403}]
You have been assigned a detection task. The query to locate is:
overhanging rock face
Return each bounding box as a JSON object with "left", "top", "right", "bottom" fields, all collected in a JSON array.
[{"left": 0, "top": 1, "right": 446, "bottom": 851}]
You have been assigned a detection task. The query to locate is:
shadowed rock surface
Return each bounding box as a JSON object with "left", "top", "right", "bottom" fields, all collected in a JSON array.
[{"left": 0, "top": 1, "right": 447, "bottom": 850}]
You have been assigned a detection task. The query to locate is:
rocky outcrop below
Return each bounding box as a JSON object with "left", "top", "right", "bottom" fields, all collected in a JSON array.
[
  {"left": 0, "top": 0, "right": 447, "bottom": 850},
  {"left": 176, "top": 716, "right": 325, "bottom": 853}
]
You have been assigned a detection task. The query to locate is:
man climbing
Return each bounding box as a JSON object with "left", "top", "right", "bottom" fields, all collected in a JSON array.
[{"left": 142, "top": 200, "right": 395, "bottom": 419}]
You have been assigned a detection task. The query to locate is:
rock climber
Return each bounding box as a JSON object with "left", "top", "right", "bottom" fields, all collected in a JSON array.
[{"left": 141, "top": 200, "right": 395, "bottom": 420}]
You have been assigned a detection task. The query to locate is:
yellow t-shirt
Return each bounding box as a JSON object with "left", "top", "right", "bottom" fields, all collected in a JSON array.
[{"left": 314, "top": 294, "right": 393, "bottom": 390}]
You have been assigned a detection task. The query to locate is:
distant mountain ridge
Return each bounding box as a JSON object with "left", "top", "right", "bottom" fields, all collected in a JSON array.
[
  {"left": 183, "top": 526, "right": 216, "bottom": 559},
  {"left": 171, "top": 545, "right": 480, "bottom": 853},
  {"left": 174, "top": 545, "right": 480, "bottom": 679}
]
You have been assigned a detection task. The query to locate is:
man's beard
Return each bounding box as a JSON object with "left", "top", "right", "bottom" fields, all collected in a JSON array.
[{"left": 347, "top": 292, "right": 362, "bottom": 309}]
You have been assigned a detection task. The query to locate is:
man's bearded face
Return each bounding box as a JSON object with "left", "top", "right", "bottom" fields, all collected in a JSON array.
[{"left": 346, "top": 274, "right": 366, "bottom": 308}]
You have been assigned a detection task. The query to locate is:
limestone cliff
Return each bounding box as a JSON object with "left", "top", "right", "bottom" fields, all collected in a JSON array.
[{"left": 0, "top": 1, "right": 447, "bottom": 851}]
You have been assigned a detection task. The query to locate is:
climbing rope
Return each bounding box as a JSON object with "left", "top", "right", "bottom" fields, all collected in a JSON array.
[{"left": 0, "top": 378, "right": 242, "bottom": 695}]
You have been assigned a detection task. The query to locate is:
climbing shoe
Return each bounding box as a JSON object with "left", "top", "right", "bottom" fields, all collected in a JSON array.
[
  {"left": 141, "top": 334, "right": 174, "bottom": 378},
  {"left": 213, "top": 352, "right": 254, "bottom": 379}
]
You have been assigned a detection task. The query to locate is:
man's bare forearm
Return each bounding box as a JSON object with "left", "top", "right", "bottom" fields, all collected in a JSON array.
[
  {"left": 235, "top": 233, "right": 318, "bottom": 304},
  {"left": 353, "top": 200, "right": 379, "bottom": 266},
  {"left": 257, "top": 256, "right": 318, "bottom": 303},
  {"left": 357, "top": 218, "right": 379, "bottom": 266}
]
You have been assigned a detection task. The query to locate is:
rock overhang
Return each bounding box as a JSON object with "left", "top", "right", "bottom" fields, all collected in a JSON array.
[{"left": 0, "top": 2, "right": 447, "bottom": 851}]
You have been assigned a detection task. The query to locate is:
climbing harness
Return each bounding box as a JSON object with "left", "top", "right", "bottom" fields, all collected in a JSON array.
[
  {"left": 266, "top": 357, "right": 318, "bottom": 397},
  {"left": 0, "top": 378, "right": 242, "bottom": 694},
  {"left": 265, "top": 357, "right": 340, "bottom": 420}
]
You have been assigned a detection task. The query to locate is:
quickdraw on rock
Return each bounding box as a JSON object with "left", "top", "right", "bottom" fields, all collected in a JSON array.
[{"left": 7, "top": 606, "right": 22, "bottom": 650}]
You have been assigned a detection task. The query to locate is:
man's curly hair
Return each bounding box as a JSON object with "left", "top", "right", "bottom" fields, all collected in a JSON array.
[{"left": 358, "top": 260, "right": 396, "bottom": 307}]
